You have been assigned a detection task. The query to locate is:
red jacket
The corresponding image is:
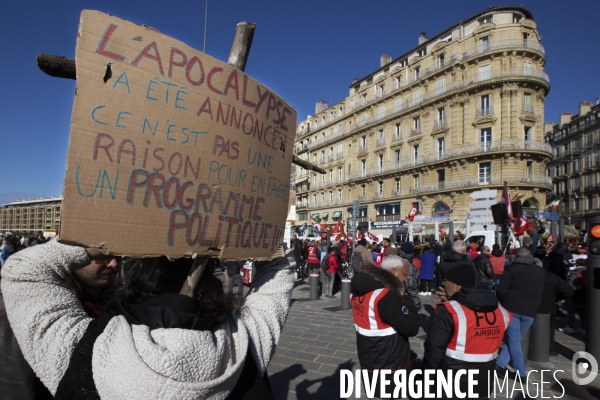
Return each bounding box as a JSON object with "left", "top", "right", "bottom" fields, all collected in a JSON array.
[{"left": 326, "top": 254, "right": 339, "bottom": 274}]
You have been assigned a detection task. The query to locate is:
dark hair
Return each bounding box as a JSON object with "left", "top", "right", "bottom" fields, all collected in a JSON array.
[{"left": 118, "top": 257, "right": 240, "bottom": 315}]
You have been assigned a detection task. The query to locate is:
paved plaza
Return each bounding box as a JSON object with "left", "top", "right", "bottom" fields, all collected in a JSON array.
[{"left": 236, "top": 272, "right": 599, "bottom": 400}]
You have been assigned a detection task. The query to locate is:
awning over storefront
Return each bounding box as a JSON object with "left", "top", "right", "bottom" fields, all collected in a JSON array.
[
  {"left": 322, "top": 212, "right": 329, "bottom": 218},
  {"left": 333, "top": 211, "right": 342, "bottom": 218}
]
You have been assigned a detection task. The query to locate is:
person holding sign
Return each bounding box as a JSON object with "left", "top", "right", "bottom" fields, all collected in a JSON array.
[{"left": 1, "top": 241, "right": 294, "bottom": 399}]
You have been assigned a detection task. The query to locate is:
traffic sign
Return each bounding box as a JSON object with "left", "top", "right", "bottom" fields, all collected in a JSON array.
[
  {"left": 469, "top": 199, "right": 497, "bottom": 209},
  {"left": 467, "top": 211, "right": 493, "bottom": 218},
  {"left": 470, "top": 189, "right": 498, "bottom": 200}
]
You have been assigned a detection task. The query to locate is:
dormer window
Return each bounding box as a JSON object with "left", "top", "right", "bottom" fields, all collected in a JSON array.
[{"left": 479, "top": 15, "right": 493, "bottom": 25}]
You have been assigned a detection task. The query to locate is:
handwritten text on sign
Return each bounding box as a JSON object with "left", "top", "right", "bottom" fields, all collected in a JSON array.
[{"left": 60, "top": 11, "right": 296, "bottom": 258}]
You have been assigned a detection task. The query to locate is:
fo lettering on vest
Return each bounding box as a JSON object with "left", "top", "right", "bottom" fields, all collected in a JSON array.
[
  {"left": 442, "top": 300, "right": 512, "bottom": 362},
  {"left": 350, "top": 288, "right": 396, "bottom": 337}
]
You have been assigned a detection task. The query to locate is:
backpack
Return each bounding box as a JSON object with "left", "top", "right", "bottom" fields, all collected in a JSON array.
[
  {"left": 320, "top": 254, "right": 331, "bottom": 270},
  {"left": 351, "top": 251, "right": 362, "bottom": 273},
  {"left": 536, "top": 219, "right": 546, "bottom": 235}
]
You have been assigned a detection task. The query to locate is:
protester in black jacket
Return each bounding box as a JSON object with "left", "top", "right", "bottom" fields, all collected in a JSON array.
[
  {"left": 424, "top": 262, "right": 511, "bottom": 398},
  {"left": 496, "top": 248, "right": 545, "bottom": 379},
  {"left": 473, "top": 246, "right": 495, "bottom": 290},
  {"left": 350, "top": 257, "right": 419, "bottom": 397},
  {"left": 538, "top": 270, "right": 574, "bottom": 355},
  {"left": 440, "top": 240, "right": 478, "bottom": 283},
  {"left": 546, "top": 244, "right": 568, "bottom": 280}
]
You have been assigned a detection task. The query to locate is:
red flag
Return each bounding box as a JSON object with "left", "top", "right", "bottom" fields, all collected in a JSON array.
[
  {"left": 502, "top": 182, "right": 513, "bottom": 220},
  {"left": 438, "top": 227, "right": 447, "bottom": 237},
  {"left": 513, "top": 215, "right": 533, "bottom": 236},
  {"left": 310, "top": 215, "right": 323, "bottom": 236},
  {"left": 355, "top": 229, "right": 364, "bottom": 241},
  {"left": 366, "top": 231, "right": 380, "bottom": 242},
  {"left": 408, "top": 205, "right": 418, "bottom": 222},
  {"left": 547, "top": 234, "right": 555, "bottom": 242}
]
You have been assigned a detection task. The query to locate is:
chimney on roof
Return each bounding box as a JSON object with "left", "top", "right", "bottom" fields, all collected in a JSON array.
[
  {"left": 544, "top": 122, "right": 555, "bottom": 134},
  {"left": 559, "top": 112, "right": 572, "bottom": 127},
  {"left": 579, "top": 101, "right": 592, "bottom": 116},
  {"left": 315, "top": 100, "right": 328, "bottom": 114},
  {"left": 380, "top": 54, "right": 392, "bottom": 67},
  {"left": 595, "top": 97, "right": 599, "bottom": 105},
  {"left": 419, "top": 32, "right": 428, "bottom": 45}
]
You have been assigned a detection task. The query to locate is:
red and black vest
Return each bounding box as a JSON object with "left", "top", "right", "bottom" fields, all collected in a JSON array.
[
  {"left": 440, "top": 300, "right": 512, "bottom": 362},
  {"left": 307, "top": 247, "right": 319, "bottom": 264},
  {"left": 350, "top": 289, "right": 411, "bottom": 370}
]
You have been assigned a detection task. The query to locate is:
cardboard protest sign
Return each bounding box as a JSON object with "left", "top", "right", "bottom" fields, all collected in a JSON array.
[{"left": 59, "top": 10, "right": 296, "bottom": 259}]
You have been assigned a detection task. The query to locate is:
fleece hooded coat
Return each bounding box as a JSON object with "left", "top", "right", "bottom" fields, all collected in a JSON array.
[{"left": 1, "top": 241, "right": 294, "bottom": 399}]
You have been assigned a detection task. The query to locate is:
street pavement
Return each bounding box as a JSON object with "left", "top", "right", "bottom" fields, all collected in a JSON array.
[{"left": 216, "top": 270, "right": 600, "bottom": 400}]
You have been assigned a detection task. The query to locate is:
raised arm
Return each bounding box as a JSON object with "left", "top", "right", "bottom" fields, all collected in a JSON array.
[
  {"left": 1, "top": 241, "right": 92, "bottom": 394},
  {"left": 238, "top": 251, "right": 294, "bottom": 374}
]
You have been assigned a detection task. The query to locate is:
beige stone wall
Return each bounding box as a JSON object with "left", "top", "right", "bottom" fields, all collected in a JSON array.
[{"left": 293, "top": 9, "right": 550, "bottom": 227}]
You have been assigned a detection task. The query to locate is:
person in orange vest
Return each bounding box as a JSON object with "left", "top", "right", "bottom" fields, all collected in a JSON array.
[
  {"left": 350, "top": 255, "right": 419, "bottom": 397},
  {"left": 423, "top": 262, "right": 512, "bottom": 398}
]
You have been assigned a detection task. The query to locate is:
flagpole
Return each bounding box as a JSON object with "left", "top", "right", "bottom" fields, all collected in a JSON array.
[{"left": 203, "top": 0, "right": 208, "bottom": 53}]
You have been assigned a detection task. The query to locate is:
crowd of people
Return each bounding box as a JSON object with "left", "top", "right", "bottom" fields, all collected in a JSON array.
[
  {"left": 0, "top": 232, "right": 50, "bottom": 268},
  {"left": 291, "top": 233, "right": 588, "bottom": 398}
]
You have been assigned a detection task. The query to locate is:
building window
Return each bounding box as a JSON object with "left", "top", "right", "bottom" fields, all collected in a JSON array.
[
  {"left": 361, "top": 185, "right": 366, "bottom": 196},
  {"left": 479, "top": 162, "right": 491, "bottom": 184},
  {"left": 329, "top": 191, "right": 333, "bottom": 202},
  {"left": 418, "top": 48, "right": 427, "bottom": 57},
  {"left": 413, "top": 117, "right": 421, "bottom": 133},
  {"left": 377, "top": 106, "right": 385, "bottom": 120},
  {"left": 338, "top": 189, "right": 343, "bottom": 201},
  {"left": 478, "top": 64, "right": 491, "bottom": 81},
  {"left": 360, "top": 159, "right": 366, "bottom": 175},
  {"left": 479, "top": 35, "right": 490, "bottom": 51},
  {"left": 438, "top": 137, "right": 445, "bottom": 158},
  {"left": 479, "top": 94, "right": 491, "bottom": 114},
  {"left": 395, "top": 179, "right": 401, "bottom": 194},
  {"left": 378, "top": 154, "right": 384, "bottom": 172},
  {"left": 338, "top": 167, "right": 343, "bottom": 181},
  {"left": 523, "top": 93, "right": 533, "bottom": 113},
  {"left": 437, "top": 107, "right": 446, "bottom": 125},
  {"left": 479, "top": 15, "right": 493, "bottom": 25},
  {"left": 361, "top": 114, "right": 367, "bottom": 124},
  {"left": 524, "top": 126, "right": 533, "bottom": 142},
  {"left": 329, "top": 169, "right": 333, "bottom": 181},
  {"left": 396, "top": 75, "right": 402, "bottom": 89},
  {"left": 394, "top": 98, "right": 402, "bottom": 113},
  {"left": 480, "top": 127, "right": 492, "bottom": 151},
  {"left": 362, "top": 93, "right": 367, "bottom": 105},
  {"left": 438, "top": 169, "right": 446, "bottom": 187},
  {"left": 524, "top": 61, "right": 532, "bottom": 76},
  {"left": 394, "top": 123, "right": 402, "bottom": 139},
  {"left": 412, "top": 90, "right": 421, "bottom": 105},
  {"left": 378, "top": 129, "right": 385, "bottom": 145},
  {"left": 413, "top": 144, "right": 420, "bottom": 160},
  {"left": 321, "top": 193, "right": 324, "bottom": 202},
  {"left": 438, "top": 52, "right": 445, "bottom": 68},
  {"left": 414, "top": 66, "right": 420, "bottom": 80},
  {"left": 379, "top": 84, "right": 385, "bottom": 97},
  {"left": 413, "top": 175, "right": 420, "bottom": 189},
  {"left": 523, "top": 32, "right": 529, "bottom": 46},
  {"left": 350, "top": 98, "right": 354, "bottom": 108},
  {"left": 527, "top": 161, "right": 534, "bottom": 178},
  {"left": 394, "top": 149, "right": 401, "bottom": 164},
  {"left": 436, "top": 79, "right": 446, "bottom": 95},
  {"left": 378, "top": 181, "right": 384, "bottom": 196},
  {"left": 360, "top": 136, "right": 367, "bottom": 151},
  {"left": 513, "top": 13, "right": 522, "bottom": 23}
]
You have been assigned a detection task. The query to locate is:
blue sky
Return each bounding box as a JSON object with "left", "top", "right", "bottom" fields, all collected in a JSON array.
[{"left": 0, "top": 0, "right": 598, "bottom": 204}]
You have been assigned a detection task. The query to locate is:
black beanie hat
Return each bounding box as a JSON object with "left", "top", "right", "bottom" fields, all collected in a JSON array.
[{"left": 445, "top": 265, "right": 478, "bottom": 288}]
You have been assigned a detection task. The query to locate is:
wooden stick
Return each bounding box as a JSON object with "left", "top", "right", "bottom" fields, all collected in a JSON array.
[
  {"left": 227, "top": 22, "right": 256, "bottom": 71},
  {"left": 36, "top": 53, "right": 76, "bottom": 80},
  {"left": 293, "top": 154, "right": 326, "bottom": 174}
]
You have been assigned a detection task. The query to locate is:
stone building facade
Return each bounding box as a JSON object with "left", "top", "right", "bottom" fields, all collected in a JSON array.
[
  {"left": 0, "top": 197, "right": 62, "bottom": 234},
  {"left": 292, "top": 6, "right": 552, "bottom": 237},
  {"left": 545, "top": 101, "right": 600, "bottom": 229}
]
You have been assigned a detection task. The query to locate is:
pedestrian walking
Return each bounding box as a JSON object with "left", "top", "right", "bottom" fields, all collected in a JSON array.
[{"left": 496, "top": 247, "right": 545, "bottom": 380}]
